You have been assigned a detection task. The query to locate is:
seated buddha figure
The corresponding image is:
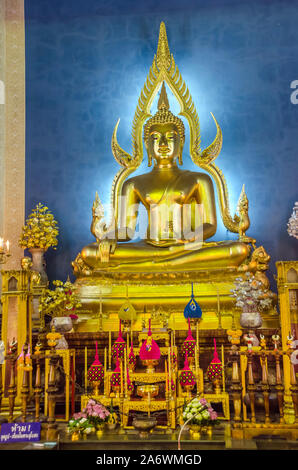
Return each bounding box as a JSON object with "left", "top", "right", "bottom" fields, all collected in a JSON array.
[{"left": 79, "top": 84, "right": 250, "bottom": 274}]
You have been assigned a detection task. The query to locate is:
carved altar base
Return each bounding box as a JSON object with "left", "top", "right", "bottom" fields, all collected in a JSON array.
[{"left": 74, "top": 268, "right": 278, "bottom": 333}]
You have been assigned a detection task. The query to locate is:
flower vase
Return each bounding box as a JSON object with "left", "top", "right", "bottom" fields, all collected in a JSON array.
[
  {"left": 212, "top": 377, "right": 221, "bottom": 394},
  {"left": 71, "top": 431, "right": 80, "bottom": 441},
  {"left": 111, "top": 385, "right": 120, "bottom": 397},
  {"left": 189, "top": 424, "right": 201, "bottom": 439},
  {"left": 92, "top": 381, "right": 101, "bottom": 397},
  {"left": 96, "top": 423, "right": 105, "bottom": 437},
  {"left": 189, "top": 425, "right": 212, "bottom": 440},
  {"left": 240, "top": 311, "right": 263, "bottom": 329},
  {"left": 29, "top": 247, "right": 48, "bottom": 285}
]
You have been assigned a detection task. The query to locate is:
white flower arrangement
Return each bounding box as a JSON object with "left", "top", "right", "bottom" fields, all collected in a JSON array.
[
  {"left": 231, "top": 272, "right": 274, "bottom": 313},
  {"left": 182, "top": 398, "right": 218, "bottom": 425}
]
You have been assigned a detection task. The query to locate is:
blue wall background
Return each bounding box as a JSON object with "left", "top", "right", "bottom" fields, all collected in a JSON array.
[{"left": 24, "top": 0, "right": 298, "bottom": 290}]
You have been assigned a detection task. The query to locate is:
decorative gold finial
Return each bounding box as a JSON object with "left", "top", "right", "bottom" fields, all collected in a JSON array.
[
  {"left": 156, "top": 22, "right": 171, "bottom": 71},
  {"left": 158, "top": 82, "right": 169, "bottom": 111}
]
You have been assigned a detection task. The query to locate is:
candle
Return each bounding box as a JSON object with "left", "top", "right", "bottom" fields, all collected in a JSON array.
[
  {"left": 84, "top": 347, "right": 87, "bottom": 394},
  {"left": 165, "top": 359, "right": 169, "bottom": 395},
  {"left": 6, "top": 240, "right": 9, "bottom": 252},
  {"left": 173, "top": 317, "right": 176, "bottom": 346},
  {"left": 168, "top": 348, "right": 171, "bottom": 386},
  {"left": 195, "top": 345, "right": 198, "bottom": 377},
  {"left": 103, "top": 347, "right": 107, "bottom": 395},
  {"left": 108, "top": 331, "right": 111, "bottom": 370},
  {"left": 221, "top": 344, "right": 225, "bottom": 392},
  {"left": 120, "top": 358, "right": 123, "bottom": 396},
  {"left": 124, "top": 348, "right": 127, "bottom": 397},
  {"left": 0, "top": 238, "right": 3, "bottom": 250}
]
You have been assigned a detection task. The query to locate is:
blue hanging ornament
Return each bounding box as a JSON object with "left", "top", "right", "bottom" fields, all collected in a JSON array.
[{"left": 183, "top": 283, "right": 202, "bottom": 319}]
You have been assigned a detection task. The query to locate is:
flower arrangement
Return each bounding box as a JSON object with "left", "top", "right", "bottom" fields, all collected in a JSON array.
[
  {"left": 39, "top": 277, "right": 81, "bottom": 318},
  {"left": 230, "top": 272, "right": 274, "bottom": 313},
  {"left": 67, "top": 399, "right": 110, "bottom": 435},
  {"left": 19, "top": 203, "right": 59, "bottom": 250},
  {"left": 182, "top": 397, "right": 218, "bottom": 426}
]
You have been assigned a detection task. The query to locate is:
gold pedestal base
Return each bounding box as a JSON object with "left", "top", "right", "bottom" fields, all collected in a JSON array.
[{"left": 74, "top": 273, "right": 278, "bottom": 332}]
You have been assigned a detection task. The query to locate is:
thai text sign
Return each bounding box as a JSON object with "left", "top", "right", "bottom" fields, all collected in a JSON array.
[{"left": 0, "top": 422, "right": 41, "bottom": 443}]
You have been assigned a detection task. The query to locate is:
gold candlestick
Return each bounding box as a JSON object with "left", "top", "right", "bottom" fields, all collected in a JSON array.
[
  {"left": 165, "top": 360, "right": 168, "bottom": 391},
  {"left": 195, "top": 345, "right": 199, "bottom": 396},
  {"left": 168, "top": 347, "right": 172, "bottom": 387},
  {"left": 124, "top": 349, "right": 128, "bottom": 397},
  {"left": 84, "top": 347, "right": 87, "bottom": 394}
]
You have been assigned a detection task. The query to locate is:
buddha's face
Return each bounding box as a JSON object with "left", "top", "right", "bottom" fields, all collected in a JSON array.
[{"left": 146, "top": 123, "right": 182, "bottom": 166}]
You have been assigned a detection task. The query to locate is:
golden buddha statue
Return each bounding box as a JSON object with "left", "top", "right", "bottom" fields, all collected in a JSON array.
[
  {"left": 78, "top": 82, "right": 249, "bottom": 273},
  {"left": 72, "top": 22, "right": 277, "bottom": 332}
]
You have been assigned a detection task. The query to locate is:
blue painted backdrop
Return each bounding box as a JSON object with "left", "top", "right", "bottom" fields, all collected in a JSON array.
[{"left": 25, "top": 0, "right": 298, "bottom": 289}]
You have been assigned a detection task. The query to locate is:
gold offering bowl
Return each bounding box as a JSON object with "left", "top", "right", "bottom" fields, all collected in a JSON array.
[
  {"left": 132, "top": 417, "right": 157, "bottom": 438},
  {"left": 142, "top": 359, "right": 159, "bottom": 374},
  {"left": 137, "top": 384, "right": 159, "bottom": 399}
]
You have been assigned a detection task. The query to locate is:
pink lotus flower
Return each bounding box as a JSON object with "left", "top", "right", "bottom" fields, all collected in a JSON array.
[{"left": 199, "top": 398, "right": 207, "bottom": 406}]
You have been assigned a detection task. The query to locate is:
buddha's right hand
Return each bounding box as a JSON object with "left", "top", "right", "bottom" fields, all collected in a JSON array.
[{"left": 98, "top": 239, "right": 116, "bottom": 263}]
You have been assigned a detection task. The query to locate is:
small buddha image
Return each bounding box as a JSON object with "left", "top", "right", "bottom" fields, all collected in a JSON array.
[{"left": 21, "top": 256, "right": 32, "bottom": 271}]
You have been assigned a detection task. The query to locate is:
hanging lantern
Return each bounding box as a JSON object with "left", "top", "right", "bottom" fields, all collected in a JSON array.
[
  {"left": 206, "top": 338, "right": 222, "bottom": 394},
  {"left": 128, "top": 338, "right": 137, "bottom": 372},
  {"left": 184, "top": 284, "right": 202, "bottom": 319},
  {"left": 126, "top": 367, "right": 134, "bottom": 396},
  {"left": 110, "top": 355, "right": 121, "bottom": 396},
  {"left": 181, "top": 318, "right": 196, "bottom": 367},
  {"left": 139, "top": 319, "right": 161, "bottom": 373},
  {"left": 111, "top": 320, "right": 126, "bottom": 361},
  {"left": 179, "top": 354, "right": 196, "bottom": 399},
  {"left": 87, "top": 341, "right": 104, "bottom": 396}
]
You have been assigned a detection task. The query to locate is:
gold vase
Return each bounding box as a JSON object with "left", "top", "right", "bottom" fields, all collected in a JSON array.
[
  {"left": 29, "top": 247, "right": 48, "bottom": 285},
  {"left": 183, "top": 384, "right": 194, "bottom": 399},
  {"left": 137, "top": 384, "right": 159, "bottom": 399},
  {"left": 212, "top": 377, "right": 221, "bottom": 394},
  {"left": 189, "top": 424, "right": 213, "bottom": 440},
  {"left": 96, "top": 423, "right": 105, "bottom": 437},
  {"left": 92, "top": 381, "right": 101, "bottom": 396},
  {"left": 142, "top": 359, "right": 159, "bottom": 374}
]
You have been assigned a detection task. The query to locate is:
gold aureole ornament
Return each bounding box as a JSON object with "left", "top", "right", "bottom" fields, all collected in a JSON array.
[{"left": 90, "top": 21, "right": 249, "bottom": 244}]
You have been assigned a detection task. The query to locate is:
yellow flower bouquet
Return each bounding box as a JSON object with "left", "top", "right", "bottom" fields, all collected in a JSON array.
[
  {"left": 39, "top": 278, "right": 81, "bottom": 319},
  {"left": 19, "top": 202, "right": 59, "bottom": 250}
]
